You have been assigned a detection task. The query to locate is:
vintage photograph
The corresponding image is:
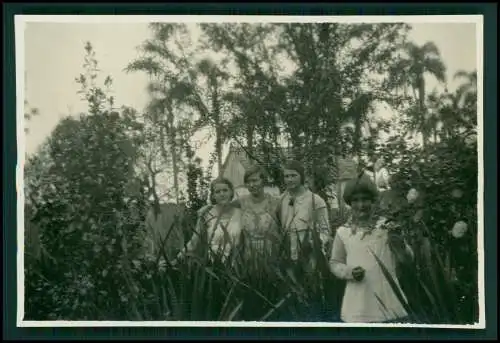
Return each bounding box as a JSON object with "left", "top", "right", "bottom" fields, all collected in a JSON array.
[{"left": 18, "top": 15, "right": 482, "bottom": 326}]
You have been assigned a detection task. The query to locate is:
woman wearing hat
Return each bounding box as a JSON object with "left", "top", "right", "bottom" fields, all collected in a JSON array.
[{"left": 329, "top": 174, "right": 414, "bottom": 323}]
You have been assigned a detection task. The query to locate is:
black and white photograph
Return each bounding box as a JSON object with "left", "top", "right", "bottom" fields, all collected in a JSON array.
[{"left": 17, "top": 15, "right": 483, "bottom": 327}]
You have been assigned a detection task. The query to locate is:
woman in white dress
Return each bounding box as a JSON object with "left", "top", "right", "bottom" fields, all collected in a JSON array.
[
  {"left": 329, "top": 174, "right": 414, "bottom": 323},
  {"left": 174, "top": 177, "right": 244, "bottom": 264}
]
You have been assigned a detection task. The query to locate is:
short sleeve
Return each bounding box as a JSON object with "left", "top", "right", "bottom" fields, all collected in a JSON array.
[
  {"left": 312, "top": 194, "right": 330, "bottom": 231},
  {"left": 329, "top": 226, "right": 354, "bottom": 280},
  {"left": 312, "top": 194, "right": 327, "bottom": 209},
  {"left": 330, "top": 229, "right": 347, "bottom": 264},
  {"left": 334, "top": 226, "right": 349, "bottom": 245}
]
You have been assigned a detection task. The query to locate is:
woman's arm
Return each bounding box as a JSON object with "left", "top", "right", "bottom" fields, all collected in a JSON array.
[
  {"left": 329, "top": 231, "right": 355, "bottom": 280},
  {"left": 316, "top": 206, "right": 331, "bottom": 239},
  {"left": 312, "top": 196, "right": 332, "bottom": 251}
]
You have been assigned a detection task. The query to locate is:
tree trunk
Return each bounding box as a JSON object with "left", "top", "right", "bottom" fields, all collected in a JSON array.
[
  {"left": 330, "top": 88, "right": 343, "bottom": 216},
  {"left": 246, "top": 122, "right": 254, "bottom": 153},
  {"left": 353, "top": 113, "right": 362, "bottom": 159},
  {"left": 215, "top": 125, "right": 223, "bottom": 176},
  {"left": 158, "top": 119, "right": 177, "bottom": 204},
  {"left": 272, "top": 114, "right": 280, "bottom": 151},
  {"left": 166, "top": 104, "right": 180, "bottom": 204},
  {"left": 212, "top": 80, "right": 223, "bottom": 176},
  {"left": 145, "top": 157, "right": 161, "bottom": 219},
  {"left": 417, "top": 77, "right": 428, "bottom": 149}
]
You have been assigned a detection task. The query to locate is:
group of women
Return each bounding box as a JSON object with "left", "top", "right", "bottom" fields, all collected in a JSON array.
[{"left": 170, "top": 159, "right": 414, "bottom": 323}]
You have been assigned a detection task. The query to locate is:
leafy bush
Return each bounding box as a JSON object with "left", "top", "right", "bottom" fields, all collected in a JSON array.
[
  {"left": 374, "top": 134, "right": 479, "bottom": 324},
  {"left": 25, "top": 110, "right": 149, "bottom": 320}
]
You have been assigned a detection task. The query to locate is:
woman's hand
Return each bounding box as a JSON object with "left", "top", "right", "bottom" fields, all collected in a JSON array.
[{"left": 351, "top": 266, "right": 366, "bottom": 281}]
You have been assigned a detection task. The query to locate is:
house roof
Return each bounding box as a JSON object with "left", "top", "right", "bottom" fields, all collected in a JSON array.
[{"left": 221, "top": 143, "right": 358, "bottom": 183}]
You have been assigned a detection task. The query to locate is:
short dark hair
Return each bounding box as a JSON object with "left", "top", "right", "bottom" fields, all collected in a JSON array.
[
  {"left": 343, "top": 174, "right": 379, "bottom": 206},
  {"left": 283, "top": 160, "right": 305, "bottom": 184},
  {"left": 243, "top": 165, "right": 266, "bottom": 184},
  {"left": 209, "top": 177, "right": 235, "bottom": 205}
]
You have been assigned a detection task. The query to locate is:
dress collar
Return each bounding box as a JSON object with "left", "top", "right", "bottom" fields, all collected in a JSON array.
[{"left": 347, "top": 216, "right": 387, "bottom": 239}]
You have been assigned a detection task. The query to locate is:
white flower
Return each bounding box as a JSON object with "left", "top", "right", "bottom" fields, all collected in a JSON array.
[
  {"left": 407, "top": 188, "right": 419, "bottom": 204},
  {"left": 451, "top": 189, "right": 463, "bottom": 199},
  {"left": 451, "top": 221, "right": 468, "bottom": 238}
]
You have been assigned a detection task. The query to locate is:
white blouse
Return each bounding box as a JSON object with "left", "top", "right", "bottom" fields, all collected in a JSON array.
[
  {"left": 330, "top": 217, "right": 410, "bottom": 323},
  {"left": 279, "top": 190, "right": 330, "bottom": 260}
]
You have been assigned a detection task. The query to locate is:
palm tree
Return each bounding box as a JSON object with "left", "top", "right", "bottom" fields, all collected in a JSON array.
[
  {"left": 425, "top": 88, "right": 473, "bottom": 142},
  {"left": 175, "top": 57, "right": 231, "bottom": 176},
  {"left": 388, "top": 41, "right": 447, "bottom": 147},
  {"left": 145, "top": 81, "right": 183, "bottom": 204},
  {"left": 345, "top": 92, "right": 377, "bottom": 161},
  {"left": 438, "top": 91, "right": 463, "bottom": 139},
  {"left": 454, "top": 70, "right": 477, "bottom": 124},
  {"left": 125, "top": 23, "right": 189, "bottom": 203},
  {"left": 425, "top": 90, "right": 444, "bottom": 143},
  {"left": 204, "top": 59, "right": 230, "bottom": 175},
  {"left": 199, "top": 23, "right": 284, "bottom": 159}
]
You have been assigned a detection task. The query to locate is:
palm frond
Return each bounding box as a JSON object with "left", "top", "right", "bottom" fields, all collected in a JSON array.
[
  {"left": 125, "top": 58, "right": 163, "bottom": 76},
  {"left": 423, "top": 57, "right": 447, "bottom": 83},
  {"left": 141, "top": 40, "right": 178, "bottom": 64}
]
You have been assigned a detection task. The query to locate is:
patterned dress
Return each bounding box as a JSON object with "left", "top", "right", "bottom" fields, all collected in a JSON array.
[{"left": 239, "top": 194, "right": 281, "bottom": 257}]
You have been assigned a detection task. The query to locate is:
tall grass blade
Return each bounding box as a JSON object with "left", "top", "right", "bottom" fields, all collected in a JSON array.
[
  {"left": 164, "top": 272, "right": 182, "bottom": 320},
  {"left": 218, "top": 281, "right": 238, "bottom": 321},
  {"left": 226, "top": 300, "right": 244, "bottom": 321},
  {"left": 418, "top": 278, "right": 442, "bottom": 323},
  {"left": 374, "top": 293, "right": 395, "bottom": 322},
  {"left": 420, "top": 240, "right": 453, "bottom": 322},
  {"left": 370, "top": 249, "right": 414, "bottom": 318},
  {"left": 259, "top": 292, "right": 293, "bottom": 322}
]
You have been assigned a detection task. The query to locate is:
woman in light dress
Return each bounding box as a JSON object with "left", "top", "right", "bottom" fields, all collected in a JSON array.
[
  {"left": 174, "top": 177, "right": 244, "bottom": 264},
  {"left": 277, "top": 160, "right": 331, "bottom": 262},
  {"left": 237, "top": 165, "right": 281, "bottom": 259},
  {"left": 329, "top": 174, "right": 414, "bottom": 323}
]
